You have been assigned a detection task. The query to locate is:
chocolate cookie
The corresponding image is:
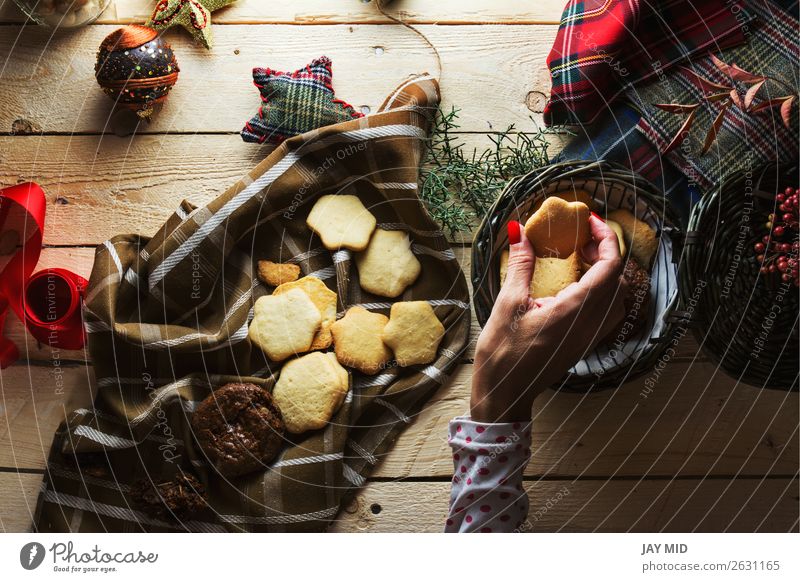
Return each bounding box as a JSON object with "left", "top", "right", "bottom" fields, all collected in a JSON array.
[
  {"left": 130, "top": 472, "right": 206, "bottom": 521},
  {"left": 622, "top": 257, "right": 651, "bottom": 335},
  {"left": 191, "top": 383, "right": 285, "bottom": 477},
  {"left": 605, "top": 257, "right": 651, "bottom": 344}
]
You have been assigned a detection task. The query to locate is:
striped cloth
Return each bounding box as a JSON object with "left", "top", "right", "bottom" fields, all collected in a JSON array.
[
  {"left": 33, "top": 75, "right": 471, "bottom": 533},
  {"left": 629, "top": 0, "right": 799, "bottom": 190},
  {"left": 543, "top": 0, "right": 751, "bottom": 126}
]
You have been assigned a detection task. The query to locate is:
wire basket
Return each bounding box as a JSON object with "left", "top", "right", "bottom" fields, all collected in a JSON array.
[
  {"left": 679, "top": 163, "right": 798, "bottom": 390},
  {"left": 471, "top": 160, "right": 683, "bottom": 392}
]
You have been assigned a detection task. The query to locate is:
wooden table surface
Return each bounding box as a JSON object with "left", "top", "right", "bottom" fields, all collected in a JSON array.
[{"left": 0, "top": 0, "right": 797, "bottom": 533}]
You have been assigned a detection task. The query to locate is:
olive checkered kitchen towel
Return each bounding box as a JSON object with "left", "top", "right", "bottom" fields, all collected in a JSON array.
[{"left": 33, "top": 74, "right": 470, "bottom": 532}]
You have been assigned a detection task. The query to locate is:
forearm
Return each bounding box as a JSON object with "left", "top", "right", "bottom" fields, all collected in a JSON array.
[{"left": 445, "top": 416, "right": 532, "bottom": 533}]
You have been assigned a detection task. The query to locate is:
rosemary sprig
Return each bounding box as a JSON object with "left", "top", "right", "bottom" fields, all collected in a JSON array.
[{"left": 419, "top": 107, "right": 554, "bottom": 236}]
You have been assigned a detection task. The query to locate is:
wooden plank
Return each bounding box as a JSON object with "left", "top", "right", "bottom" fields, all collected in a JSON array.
[
  {"left": 0, "top": 134, "right": 568, "bottom": 246},
  {"left": 5, "top": 246, "right": 703, "bottom": 363},
  {"left": 0, "top": 0, "right": 564, "bottom": 25},
  {"left": 0, "top": 24, "right": 557, "bottom": 134},
  {"left": 0, "top": 471, "right": 40, "bottom": 532},
  {"left": 1, "top": 361, "right": 795, "bottom": 477},
  {"left": 2, "top": 471, "right": 796, "bottom": 532},
  {"left": 376, "top": 362, "right": 798, "bottom": 479},
  {"left": 331, "top": 479, "right": 799, "bottom": 532}
]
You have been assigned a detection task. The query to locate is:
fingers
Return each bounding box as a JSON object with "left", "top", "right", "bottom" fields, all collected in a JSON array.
[
  {"left": 494, "top": 221, "right": 535, "bottom": 315},
  {"left": 533, "top": 296, "right": 557, "bottom": 309},
  {"left": 581, "top": 214, "right": 619, "bottom": 263},
  {"left": 577, "top": 215, "right": 623, "bottom": 291}
]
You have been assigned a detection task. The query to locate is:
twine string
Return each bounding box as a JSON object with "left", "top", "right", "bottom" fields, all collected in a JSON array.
[{"left": 374, "top": 0, "right": 442, "bottom": 82}]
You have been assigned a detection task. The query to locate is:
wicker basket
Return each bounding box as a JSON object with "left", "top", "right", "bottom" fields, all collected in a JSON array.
[
  {"left": 471, "top": 160, "right": 683, "bottom": 392},
  {"left": 680, "top": 163, "right": 798, "bottom": 390}
]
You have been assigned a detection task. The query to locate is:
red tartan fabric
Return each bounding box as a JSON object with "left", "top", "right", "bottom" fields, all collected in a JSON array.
[{"left": 543, "top": 0, "right": 750, "bottom": 126}]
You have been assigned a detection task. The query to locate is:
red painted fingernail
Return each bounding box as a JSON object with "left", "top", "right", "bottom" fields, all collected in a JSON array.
[
  {"left": 507, "top": 220, "right": 522, "bottom": 245},
  {"left": 591, "top": 211, "right": 602, "bottom": 220}
]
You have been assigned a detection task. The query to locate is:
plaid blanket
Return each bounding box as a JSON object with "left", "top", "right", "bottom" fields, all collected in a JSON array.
[
  {"left": 554, "top": 105, "right": 696, "bottom": 227},
  {"left": 543, "top": 0, "right": 752, "bottom": 126},
  {"left": 629, "top": 0, "right": 799, "bottom": 189},
  {"left": 33, "top": 75, "right": 471, "bottom": 532}
]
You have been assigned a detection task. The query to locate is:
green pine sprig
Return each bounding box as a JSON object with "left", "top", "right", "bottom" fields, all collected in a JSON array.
[{"left": 419, "top": 107, "right": 556, "bottom": 236}]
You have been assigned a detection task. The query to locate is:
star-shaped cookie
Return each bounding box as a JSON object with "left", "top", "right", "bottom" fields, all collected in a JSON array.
[
  {"left": 241, "top": 56, "right": 364, "bottom": 145},
  {"left": 147, "top": 0, "right": 236, "bottom": 50}
]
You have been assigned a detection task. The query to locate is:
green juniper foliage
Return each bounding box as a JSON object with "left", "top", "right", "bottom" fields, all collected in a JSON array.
[{"left": 419, "top": 107, "right": 555, "bottom": 236}]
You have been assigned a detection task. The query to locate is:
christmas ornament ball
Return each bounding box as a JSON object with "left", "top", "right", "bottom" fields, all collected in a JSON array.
[{"left": 95, "top": 25, "right": 179, "bottom": 118}]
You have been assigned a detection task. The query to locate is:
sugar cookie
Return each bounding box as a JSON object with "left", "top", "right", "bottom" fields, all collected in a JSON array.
[
  {"left": 272, "top": 352, "right": 349, "bottom": 434},
  {"left": 499, "top": 250, "right": 581, "bottom": 299},
  {"left": 605, "top": 219, "right": 627, "bottom": 257},
  {"left": 273, "top": 276, "right": 337, "bottom": 350},
  {"left": 248, "top": 287, "right": 321, "bottom": 361},
  {"left": 331, "top": 306, "right": 392, "bottom": 375},
  {"left": 306, "top": 194, "right": 377, "bottom": 251},
  {"left": 355, "top": 229, "right": 421, "bottom": 298},
  {"left": 257, "top": 260, "right": 301, "bottom": 287},
  {"left": 607, "top": 209, "right": 658, "bottom": 268},
  {"left": 533, "top": 189, "right": 597, "bottom": 212},
  {"left": 531, "top": 253, "right": 582, "bottom": 299},
  {"left": 382, "top": 301, "right": 445, "bottom": 367},
  {"left": 524, "top": 196, "right": 591, "bottom": 258}
]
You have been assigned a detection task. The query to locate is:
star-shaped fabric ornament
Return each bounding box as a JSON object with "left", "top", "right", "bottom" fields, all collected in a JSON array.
[
  {"left": 241, "top": 56, "right": 364, "bottom": 145},
  {"left": 147, "top": 0, "right": 236, "bottom": 50}
]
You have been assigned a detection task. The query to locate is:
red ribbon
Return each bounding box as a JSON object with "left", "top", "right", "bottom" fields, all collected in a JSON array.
[{"left": 0, "top": 183, "right": 87, "bottom": 368}]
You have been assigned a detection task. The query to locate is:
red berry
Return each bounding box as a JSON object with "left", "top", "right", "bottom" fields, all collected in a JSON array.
[
  {"left": 777, "top": 194, "right": 785, "bottom": 203},
  {"left": 782, "top": 273, "right": 792, "bottom": 282},
  {"left": 757, "top": 254, "right": 765, "bottom": 262},
  {"left": 760, "top": 266, "right": 769, "bottom": 274},
  {"left": 785, "top": 187, "right": 793, "bottom": 196},
  {"left": 774, "top": 226, "right": 785, "bottom": 237},
  {"left": 763, "top": 235, "right": 771, "bottom": 244},
  {"left": 754, "top": 242, "right": 765, "bottom": 253}
]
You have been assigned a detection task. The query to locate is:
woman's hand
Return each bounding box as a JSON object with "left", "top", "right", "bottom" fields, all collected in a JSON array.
[{"left": 470, "top": 215, "right": 626, "bottom": 423}]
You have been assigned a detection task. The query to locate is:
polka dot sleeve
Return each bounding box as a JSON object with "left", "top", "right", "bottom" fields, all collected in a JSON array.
[{"left": 445, "top": 415, "right": 532, "bottom": 533}]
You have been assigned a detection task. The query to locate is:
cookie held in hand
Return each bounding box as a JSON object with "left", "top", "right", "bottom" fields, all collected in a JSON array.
[
  {"left": 272, "top": 352, "right": 350, "bottom": 434},
  {"left": 273, "top": 276, "right": 337, "bottom": 351},
  {"left": 331, "top": 306, "right": 392, "bottom": 375},
  {"left": 382, "top": 301, "right": 445, "bottom": 367},
  {"left": 499, "top": 250, "right": 582, "bottom": 299},
  {"left": 249, "top": 287, "right": 321, "bottom": 361},
  {"left": 191, "top": 383, "right": 286, "bottom": 477},
  {"left": 533, "top": 189, "right": 597, "bottom": 212},
  {"left": 306, "top": 194, "right": 377, "bottom": 251},
  {"left": 257, "top": 260, "right": 300, "bottom": 287},
  {"left": 524, "top": 196, "right": 591, "bottom": 258},
  {"left": 355, "top": 229, "right": 421, "bottom": 298}
]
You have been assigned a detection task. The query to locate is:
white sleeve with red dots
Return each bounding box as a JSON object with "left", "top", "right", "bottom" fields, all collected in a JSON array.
[{"left": 445, "top": 415, "right": 532, "bottom": 533}]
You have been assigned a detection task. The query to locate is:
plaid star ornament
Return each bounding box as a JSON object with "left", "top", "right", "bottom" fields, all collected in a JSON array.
[
  {"left": 241, "top": 56, "right": 364, "bottom": 145},
  {"left": 147, "top": 0, "right": 236, "bottom": 50}
]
